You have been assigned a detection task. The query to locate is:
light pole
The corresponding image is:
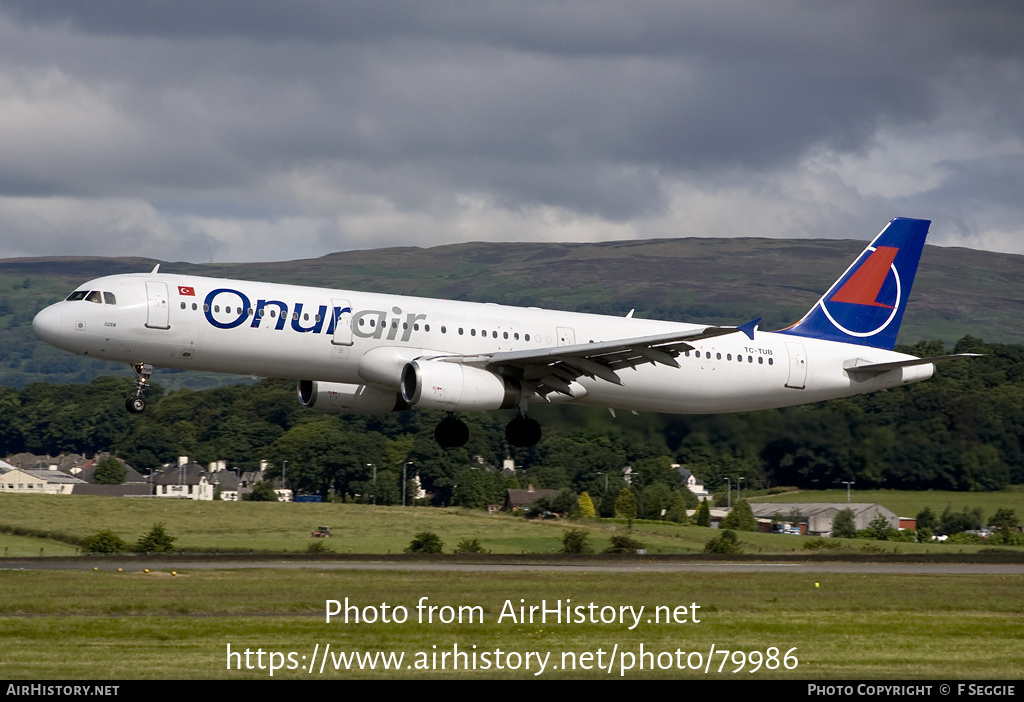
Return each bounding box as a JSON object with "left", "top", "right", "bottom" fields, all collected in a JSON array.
[
  {"left": 725, "top": 477, "right": 732, "bottom": 508},
  {"left": 630, "top": 471, "right": 641, "bottom": 518},
  {"left": 737, "top": 476, "right": 745, "bottom": 501},
  {"left": 403, "top": 461, "right": 414, "bottom": 507},
  {"left": 842, "top": 481, "right": 855, "bottom": 503},
  {"left": 367, "top": 463, "right": 376, "bottom": 505}
]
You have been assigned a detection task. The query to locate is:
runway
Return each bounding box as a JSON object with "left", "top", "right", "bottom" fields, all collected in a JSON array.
[{"left": 2, "top": 558, "right": 1022, "bottom": 574}]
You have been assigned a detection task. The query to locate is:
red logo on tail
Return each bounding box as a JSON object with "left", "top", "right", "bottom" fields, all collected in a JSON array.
[{"left": 830, "top": 246, "right": 897, "bottom": 308}]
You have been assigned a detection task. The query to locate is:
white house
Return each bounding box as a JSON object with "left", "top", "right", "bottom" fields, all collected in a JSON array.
[
  {"left": 0, "top": 467, "right": 87, "bottom": 494},
  {"left": 673, "top": 464, "right": 713, "bottom": 501},
  {"left": 152, "top": 461, "right": 214, "bottom": 500}
]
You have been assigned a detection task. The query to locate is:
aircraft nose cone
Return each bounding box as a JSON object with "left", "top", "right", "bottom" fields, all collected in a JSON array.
[{"left": 32, "top": 304, "right": 63, "bottom": 346}]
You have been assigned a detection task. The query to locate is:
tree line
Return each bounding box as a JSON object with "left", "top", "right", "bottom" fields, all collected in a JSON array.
[{"left": 0, "top": 336, "right": 1020, "bottom": 506}]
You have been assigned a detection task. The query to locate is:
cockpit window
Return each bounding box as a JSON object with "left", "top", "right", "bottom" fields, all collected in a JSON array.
[
  {"left": 103, "top": 292, "right": 116, "bottom": 305},
  {"left": 66, "top": 291, "right": 88, "bottom": 301},
  {"left": 85, "top": 291, "right": 103, "bottom": 304}
]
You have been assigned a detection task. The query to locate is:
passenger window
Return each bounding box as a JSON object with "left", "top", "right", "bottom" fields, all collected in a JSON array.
[
  {"left": 103, "top": 292, "right": 116, "bottom": 305},
  {"left": 180, "top": 302, "right": 186, "bottom": 310}
]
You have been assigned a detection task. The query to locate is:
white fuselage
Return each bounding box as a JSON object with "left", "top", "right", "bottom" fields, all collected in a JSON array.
[{"left": 32, "top": 271, "right": 933, "bottom": 415}]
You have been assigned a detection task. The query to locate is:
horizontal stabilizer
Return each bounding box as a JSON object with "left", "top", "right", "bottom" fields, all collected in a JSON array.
[{"left": 844, "top": 353, "right": 981, "bottom": 376}]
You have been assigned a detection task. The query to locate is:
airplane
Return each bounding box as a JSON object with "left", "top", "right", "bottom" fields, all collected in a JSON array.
[{"left": 32, "top": 217, "right": 974, "bottom": 449}]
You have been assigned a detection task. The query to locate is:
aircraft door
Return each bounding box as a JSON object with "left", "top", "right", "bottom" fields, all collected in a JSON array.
[
  {"left": 557, "top": 327, "right": 576, "bottom": 346},
  {"left": 784, "top": 342, "right": 807, "bottom": 389},
  {"left": 145, "top": 282, "right": 170, "bottom": 330},
  {"left": 331, "top": 298, "right": 353, "bottom": 346}
]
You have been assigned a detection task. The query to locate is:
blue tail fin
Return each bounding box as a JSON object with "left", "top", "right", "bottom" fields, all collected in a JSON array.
[{"left": 777, "top": 217, "right": 929, "bottom": 350}]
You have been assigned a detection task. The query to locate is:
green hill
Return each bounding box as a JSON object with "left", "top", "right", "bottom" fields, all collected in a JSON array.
[{"left": 2, "top": 237, "right": 1022, "bottom": 387}]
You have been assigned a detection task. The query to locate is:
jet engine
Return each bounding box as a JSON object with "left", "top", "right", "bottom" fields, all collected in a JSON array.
[
  {"left": 400, "top": 360, "right": 521, "bottom": 411},
  {"left": 297, "top": 380, "right": 407, "bottom": 414}
]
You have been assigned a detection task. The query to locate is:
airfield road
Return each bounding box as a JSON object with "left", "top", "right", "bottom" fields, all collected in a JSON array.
[{"left": 2, "top": 558, "right": 1023, "bottom": 574}]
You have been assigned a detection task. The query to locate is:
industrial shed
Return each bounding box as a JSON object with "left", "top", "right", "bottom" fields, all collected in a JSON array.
[{"left": 748, "top": 503, "right": 899, "bottom": 536}]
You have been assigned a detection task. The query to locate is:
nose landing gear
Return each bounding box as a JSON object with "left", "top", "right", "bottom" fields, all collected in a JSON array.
[{"left": 125, "top": 362, "right": 153, "bottom": 413}]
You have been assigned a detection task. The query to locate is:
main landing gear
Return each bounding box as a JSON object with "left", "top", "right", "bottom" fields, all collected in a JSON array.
[
  {"left": 505, "top": 413, "right": 541, "bottom": 448},
  {"left": 125, "top": 362, "right": 153, "bottom": 414},
  {"left": 432, "top": 411, "right": 543, "bottom": 449},
  {"left": 435, "top": 413, "right": 470, "bottom": 449}
]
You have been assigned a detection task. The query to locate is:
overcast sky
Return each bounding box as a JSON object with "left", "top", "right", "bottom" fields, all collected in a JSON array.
[{"left": 0, "top": 1, "right": 1021, "bottom": 263}]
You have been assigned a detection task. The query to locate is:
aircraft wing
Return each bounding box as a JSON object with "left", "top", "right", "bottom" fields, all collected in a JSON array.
[{"left": 428, "top": 320, "right": 758, "bottom": 399}]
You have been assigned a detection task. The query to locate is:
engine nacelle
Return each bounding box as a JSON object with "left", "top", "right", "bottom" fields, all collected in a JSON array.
[
  {"left": 358, "top": 346, "right": 435, "bottom": 388},
  {"left": 297, "top": 380, "right": 407, "bottom": 414},
  {"left": 400, "top": 360, "right": 521, "bottom": 411}
]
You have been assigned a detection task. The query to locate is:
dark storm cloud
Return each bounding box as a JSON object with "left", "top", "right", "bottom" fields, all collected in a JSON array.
[
  {"left": 0, "top": 1, "right": 1021, "bottom": 260},
  {"left": 1, "top": 1, "right": 947, "bottom": 173}
]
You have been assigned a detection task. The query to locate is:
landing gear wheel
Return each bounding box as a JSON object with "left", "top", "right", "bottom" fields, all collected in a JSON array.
[
  {"left": 125, "top": 362, "right": 154, "bottom": 414},
  {"left": 505, "top": 415, "right": 542, "bottom": 447},
  {"left": 434, "top": 415, "right": 470, "bottom": 449}
]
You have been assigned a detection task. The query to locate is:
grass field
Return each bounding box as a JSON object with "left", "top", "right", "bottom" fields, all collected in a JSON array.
[
  {"left": 1, "top": 568, "right": 1021, "bottom": 680},
  {"left": 0, "top": 532, "right": 78, "bottom": 557},
  {"left": 2, "top": 493, "right": 1023, "bottom": 556},
  {"left": 1, "top": 493, "right": 1022, "bottom": 680}
]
